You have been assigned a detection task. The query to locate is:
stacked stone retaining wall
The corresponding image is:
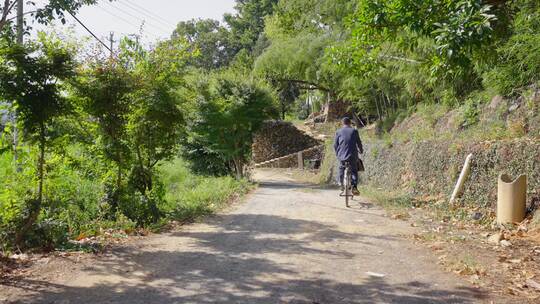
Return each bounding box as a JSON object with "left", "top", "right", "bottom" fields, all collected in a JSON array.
[
  {"left": 252, "top": 120, "right": 322, "bottom": 168},
  {"left": 361, "top": 139, "right": 540, "bottom": 210}
]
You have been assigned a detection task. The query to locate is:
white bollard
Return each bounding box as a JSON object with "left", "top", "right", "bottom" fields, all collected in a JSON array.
[{"left": 449, "top": 154, "right": 473, "bottom": 204}]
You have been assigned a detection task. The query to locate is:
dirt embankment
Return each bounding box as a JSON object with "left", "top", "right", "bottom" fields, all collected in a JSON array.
[{"left": 359, "top": 90, "right": 540, "bottom": 224}]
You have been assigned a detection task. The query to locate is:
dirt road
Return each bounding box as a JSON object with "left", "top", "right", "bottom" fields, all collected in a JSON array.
[{"left": 2, "top": 169, "right": 496, "bottom": 303}]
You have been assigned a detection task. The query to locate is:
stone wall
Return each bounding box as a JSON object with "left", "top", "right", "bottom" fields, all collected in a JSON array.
[
  {"left": 252, "top": 120, "right": 322, "bottom": 167},
  {"left": 361, "top": 139, "right": 540, "bottom": 210}
]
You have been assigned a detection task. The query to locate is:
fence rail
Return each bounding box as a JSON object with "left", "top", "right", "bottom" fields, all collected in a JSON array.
[{"left": 253, "top": 145, "right": 324, "bottom": 169}]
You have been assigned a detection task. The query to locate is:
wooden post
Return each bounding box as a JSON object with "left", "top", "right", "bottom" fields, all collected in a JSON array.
[{"left": 297, "top": 151, "right": 304, "bottom": 170}]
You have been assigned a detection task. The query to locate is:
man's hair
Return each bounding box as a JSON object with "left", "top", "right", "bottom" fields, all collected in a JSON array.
[{"left": 342, "top": 117, "right": 351, "bottom": 125}]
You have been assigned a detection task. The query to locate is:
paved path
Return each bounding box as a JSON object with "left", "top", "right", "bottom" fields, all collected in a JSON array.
[{"left": 2, "top": 170, "right": 492, "bottom": 303}]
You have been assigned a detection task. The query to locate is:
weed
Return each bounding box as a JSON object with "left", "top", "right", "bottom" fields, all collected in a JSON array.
[
  {"left": 459, "top": 98, "right": 481, "bottom": 127},
  {"left": 159, "top": 158, "right": 251, "bottom": 222},
  {"left": 371, "top": 147, "right": 380, "bottom": 158},
  {"left": 360, "top": 186, "right": 416, "bottom": 211},
  {"left": 317, "top": 140, "right": 337, "bottom": 185}
]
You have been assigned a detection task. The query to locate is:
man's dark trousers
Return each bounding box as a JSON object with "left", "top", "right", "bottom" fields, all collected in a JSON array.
[{"left": 339, "top": 157, "right": 358, "bottom": 187}]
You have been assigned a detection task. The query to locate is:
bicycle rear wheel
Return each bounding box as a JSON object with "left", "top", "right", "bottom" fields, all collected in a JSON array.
[{"left": 344, "top": 167, "right": 350, "bottom": 208}]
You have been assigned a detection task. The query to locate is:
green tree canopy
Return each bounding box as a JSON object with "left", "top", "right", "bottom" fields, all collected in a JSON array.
[
  {"left": 224, "top": 0, "right": 278, "bottom": 54},
  {"left": 0, "top": 0, "right": 104, "bottom": 33},
  {"left": 172, "top": 19, "right": 233, "bottom": 69},
  {"left": 184, "top": 72, "right": 278, "bottom": 178},
  {"left": 0, "top": 33, "right": 76, "bottom": 246}
]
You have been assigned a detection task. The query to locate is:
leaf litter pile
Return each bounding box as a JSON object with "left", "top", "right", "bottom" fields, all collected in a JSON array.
[{"left": 397, "top": 201, "right": 540, "bottom": 302}]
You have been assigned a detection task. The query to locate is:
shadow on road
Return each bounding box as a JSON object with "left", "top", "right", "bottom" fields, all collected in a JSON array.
[
  {"left": 256, "top": 180, "right": 333, "bottom": 190},
  {"left": 3, "top": 213, "right": 487, "bottom": 304},
  {"left": 4, "top": 275, "right": 485, "bottom": 304}
]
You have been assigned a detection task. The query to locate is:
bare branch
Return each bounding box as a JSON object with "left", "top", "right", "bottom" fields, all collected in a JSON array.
[
  {"left": 0, "top": 0, "right": 16, "bottom": 32},
  {"left": 273, "top": 78, "right": 330, "bottom": 92}
]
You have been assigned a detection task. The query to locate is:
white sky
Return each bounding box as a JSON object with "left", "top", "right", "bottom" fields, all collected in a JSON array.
[{"left": 26, "top": 0, "right": 237, "bottom": 45}]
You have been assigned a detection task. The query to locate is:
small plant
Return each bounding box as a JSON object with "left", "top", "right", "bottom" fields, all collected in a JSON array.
[
  {"left": 317, "top": 140, "right": 337, "bottom": 185},
  {"left": 459, "top": 98, "right": 481, "bottom": 127},
  {"left": 507, "top": 119, "right": 528, "bottom": 138},
  {"left": 371, "top": 147, "right": 380, "bottom": 158}
]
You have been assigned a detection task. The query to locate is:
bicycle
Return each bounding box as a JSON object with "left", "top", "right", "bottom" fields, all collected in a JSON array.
[{"left": 340, "top": 161, "right": 354, "bottom": 208}]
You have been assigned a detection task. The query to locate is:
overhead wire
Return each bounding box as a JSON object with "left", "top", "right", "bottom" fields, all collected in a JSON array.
[
  {"left": 95, "top": 3, "right": 161, "bottom": 38},
  {"left": 116, "top": 0, "right": 176, "bottom": 28},
  {"left": 103, "top": 0, "right": 172, "bottom": 34},
  {"left": 65, "top": 8, "right": 112, "bottom": 53}
]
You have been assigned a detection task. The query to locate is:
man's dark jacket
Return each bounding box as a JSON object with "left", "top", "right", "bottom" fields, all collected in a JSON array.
[{"left": 333, "top": 126, "right": 363, "bottom": 161}]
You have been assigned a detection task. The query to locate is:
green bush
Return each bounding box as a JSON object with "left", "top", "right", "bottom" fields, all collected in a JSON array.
[
  {"left": 459, "top": 98, "right": 481, "bottom": 127},
  {"left": 483, "top": 1, "right": 540, "bottom": 95},
  {"left": 159, "top": 158, "right": 251, "bottom": 221},
  {"left": 0, "top": 151, "right": 251, "bottom": 251}
]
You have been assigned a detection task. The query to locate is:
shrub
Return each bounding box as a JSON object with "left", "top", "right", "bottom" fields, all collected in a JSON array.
[
  {"left": 159, "top": 158, "right": 251, "bottom": 221},
  {"left": 483, "top": 1, "right": 540, "bottom": 95}
]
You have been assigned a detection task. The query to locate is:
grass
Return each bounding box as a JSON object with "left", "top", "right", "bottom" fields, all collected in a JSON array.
[
  {"left": 360, "top": 185, "right": 497, "bottom": 228},
  {"left": 360, "top": 186, "right": 417, "bottom": 210},
  {"left": 283, "top": 113, "right": 304, "bottom": 127},
  {"left": 359, "top": 186, "right": 417, "bottom": 220},
  {"left": 316, "top": 140, "right": 337, "bottom": 185},
  {"left": 0, "top": 152, "right": 252, "bottom": 252},
  {"left": 159, "top": 158, "right": 252, "bottom": 223}
]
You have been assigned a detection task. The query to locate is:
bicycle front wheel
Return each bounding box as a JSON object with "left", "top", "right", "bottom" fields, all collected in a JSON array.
[{"left": 344, "top": 167, "right": 350, "bottom": 208}]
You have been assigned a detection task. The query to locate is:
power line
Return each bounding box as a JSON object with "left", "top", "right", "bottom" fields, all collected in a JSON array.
[
  {"left": 117, "top": 0, "right": 176, "bottom": 28},
  {"left": 116, "top": 0, "right": 176, "bottom": 29},
  {"left": 103, "top": 0, "right": 171, "bottom": 34},
  {"left": 95, "top": 4, "right": 160, "bottom": 38},
  {"left": 65, "top": 9, "right": 112, "bottom": 53}
]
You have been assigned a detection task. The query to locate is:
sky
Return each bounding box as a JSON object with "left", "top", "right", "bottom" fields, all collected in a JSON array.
[{"left": 26, "top": 0, "right": 237, "bottom": 45}]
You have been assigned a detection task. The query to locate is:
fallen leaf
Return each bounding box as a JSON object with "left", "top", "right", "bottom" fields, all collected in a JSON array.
[{"left": 526, "top": 279, "right": 540, "bottom": 291}]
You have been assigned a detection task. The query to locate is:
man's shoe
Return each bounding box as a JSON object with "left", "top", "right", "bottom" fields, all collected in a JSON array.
[{"left": 352, "top": 187, "right": 360, "bottom": 195}]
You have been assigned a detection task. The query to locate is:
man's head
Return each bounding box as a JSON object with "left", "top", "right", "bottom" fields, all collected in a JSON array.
[{"left": 341, "top": 117, "right": 352, "bottom": 126}]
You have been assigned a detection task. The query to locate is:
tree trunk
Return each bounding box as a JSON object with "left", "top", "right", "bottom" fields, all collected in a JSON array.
[
  {"left": 375, "top": 95, "right": 382, "bottom": 121},
  {"left": 37, "top": 126, "right": 45, "bottom": 203},
  {"left": 116, "top": 156, "right": 122, "bottom": 190},
  {"left": 233, "top": 158, "right": 243, "bottom": 180},
  {"left": 15, "top": 124, "right": 45, "bottom": 247}
]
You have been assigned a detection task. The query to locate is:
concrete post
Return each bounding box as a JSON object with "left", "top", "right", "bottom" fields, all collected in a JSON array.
[
  {"left": 297, "top": 151, "right": 304, "bottom": 170},
  {"left": 497, "top": 174, "right": 527, "bottom": 224}
]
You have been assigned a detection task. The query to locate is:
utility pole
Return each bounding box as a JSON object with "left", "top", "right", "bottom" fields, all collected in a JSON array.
[
  {"left": 16, "top": 0, "right": 23, "bottom": 44},
  {"left": 13, "top": 0, "right": 23, "bottom": 169},
  {"left": 108, "top": 32, "right": 115, "bottom": 58}
]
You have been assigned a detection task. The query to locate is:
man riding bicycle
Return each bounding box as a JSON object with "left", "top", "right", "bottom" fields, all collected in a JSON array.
[{"left": 333, "top": 117, "right": 363, "bottom": 195}]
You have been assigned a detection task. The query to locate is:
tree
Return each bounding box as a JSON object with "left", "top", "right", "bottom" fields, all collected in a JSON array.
[
  {"left": 0, "top": 0, "right": 104, "bottom": 33},
  {"left": 276, "top": 81, "right": 300, "bottom": 119},
  {"left": 254, "top": 32, "right": 341, "bottom": 98},
  {"left": 341, "top": 0, "right": 498, "bottom": 77},
  {"left": 253, "top": 0, "right": 357, "bottom": 119},
  {"left": 185, "top": 72, "right": 278, "bottom": 179},
  {"left": 270, "top": 0, "right": 355, "bottom": 35},
  {"left": 172, "top": 19, "right": 233, "bottom": 69},
  {"left": 0, "top": 34, "right": 75, "bottom": 246},
  {"left": 72, "top": 58, "right": 134, "bottom": 213},
  {"left": 224, "top": 0, "right": 278, "bottom": 54},
  {"left": 122, "top": 37, "right": 189, "bottom": 224}
]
